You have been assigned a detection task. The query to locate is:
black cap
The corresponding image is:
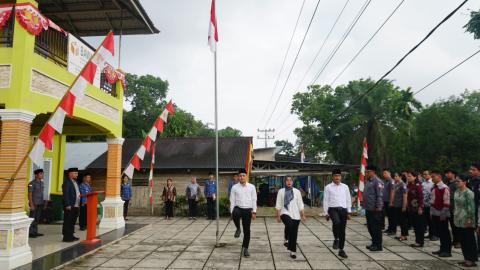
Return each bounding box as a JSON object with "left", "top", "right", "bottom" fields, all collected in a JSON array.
[
  {"left": 366, "top": 165, "right": 377, "bottom": 171},
  {"left": 67, "top": 167, "right": 78, "bottom": 173},
  {"left": 34, "top": 169, "right": 43, "bottom": 175},
  {"left": 332, "top": 169, "right": 342, "bottom": 175},
  {"left": 444, "top": 168, "right": 458, "bottom": 175},
  {"left": 238, "top": 168, "right": 247, "bottom": 174}
]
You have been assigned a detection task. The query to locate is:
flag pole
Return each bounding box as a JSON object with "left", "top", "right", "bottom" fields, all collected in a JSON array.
[{"left": 213, "top": 0, "right": 220, "bottom": 247}]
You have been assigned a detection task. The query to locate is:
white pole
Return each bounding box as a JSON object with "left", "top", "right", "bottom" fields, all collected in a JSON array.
[{"left": 214, "top": 0, "right": 220, "bottom": 245}]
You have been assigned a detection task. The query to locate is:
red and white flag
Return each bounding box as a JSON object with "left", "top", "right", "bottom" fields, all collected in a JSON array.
[
  {"left": 29, "top": 32, "right": 115, "bottom": 168},
  {"left": 358, "top": 138, "right": 368, "bottom": 202},
  {"left": 208, "top": 0, "right": 218, "bottom": 52}
]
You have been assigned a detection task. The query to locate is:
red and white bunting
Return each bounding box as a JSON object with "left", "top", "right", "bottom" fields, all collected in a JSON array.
[
  {"left": 207, "top": 0, "right": 218, "bottom": 52},
  {"left": 358, "top": 138, "right": 368, "bottom": 202},
  {"left": 123, "top": 100, "right": 174, "bottom": 179},
  {"left": 0, "top": 4, "right": 13, "bottom": 30},
  {"left": 28, "top": 32, "right": 115, "bottom": 168}
]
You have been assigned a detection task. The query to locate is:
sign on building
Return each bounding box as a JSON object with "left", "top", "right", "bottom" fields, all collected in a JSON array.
[{"left": 67, "top": 34, "right": 100, "bottom": 88}]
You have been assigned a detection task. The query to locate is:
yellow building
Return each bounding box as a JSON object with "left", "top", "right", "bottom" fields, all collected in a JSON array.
[{"left": 0, "top": 0, "right": 158, "bottom": 268}]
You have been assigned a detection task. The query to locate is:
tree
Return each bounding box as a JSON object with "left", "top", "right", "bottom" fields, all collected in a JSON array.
[
  {"left": 218, "top": 126, "right": 243, "bottom": 137},
  {"left": 292, "top": 79, "right": 422, "bottom": 169},
  {"left": 274, "top": 140, "right": 295, "bottom": 156},
  {"left": 465, "top": 10, "right": 480, "bottom": 39}
]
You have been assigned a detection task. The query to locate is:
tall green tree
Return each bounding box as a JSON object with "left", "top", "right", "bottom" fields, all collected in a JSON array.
[
  {"left": 274, "top": 140, "right": 295, "bottom": 156},
  {"left": 292, "top": 79, "right": 421, "bottom": 169},
  {"left": 465, "top": 10, "right": 480, "bottom": 39}
]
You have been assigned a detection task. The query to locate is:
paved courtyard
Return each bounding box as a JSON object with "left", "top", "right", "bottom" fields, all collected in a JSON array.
[{"left": 58, "top": 216, "right": 475, "bottom": 270}]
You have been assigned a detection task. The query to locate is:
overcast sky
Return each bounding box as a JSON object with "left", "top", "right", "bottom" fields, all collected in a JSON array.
[{"left": 91, "top": 0, "right": 480, "bottom": 148}]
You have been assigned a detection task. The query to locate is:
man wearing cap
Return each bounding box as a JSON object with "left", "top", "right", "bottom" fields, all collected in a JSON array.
[
  {"left": 323, "top": 169, "right": 351, "bottom": 258},
  {"left": 28, "top": 169, "right": 45, "bottom": 238},
  {"left": 230, "top": 168, "right": 257, "bottom": 258},
  {"left": 362, "top": 165, "right": 384, "bottom": 252},
  {"left": 62, "top": 168, "right": 80, "bottom": 242}
]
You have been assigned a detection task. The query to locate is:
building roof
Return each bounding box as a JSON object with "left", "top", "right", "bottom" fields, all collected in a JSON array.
[
  {"left": 38, "top": 0, "right": 159, "bottom": 36},
  {"left": 65, "top": 142, "right": 108, "bottom": 170},
  {"left": 86, "top": 137, "right": 253, "bottom": 170}
]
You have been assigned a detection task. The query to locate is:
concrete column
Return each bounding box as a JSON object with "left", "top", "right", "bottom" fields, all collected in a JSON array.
[
  {"left": 0, "top": 109, "right": 36, "bottom": 269},
  {"left": 99, "top": 137, "right": 125, "bottom": 229}
]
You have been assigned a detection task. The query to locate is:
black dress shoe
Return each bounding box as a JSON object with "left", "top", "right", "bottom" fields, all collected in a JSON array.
[
  {"left": 333, "top": 239, "right": 339, "bottom": 250},
  {"left": 283, "top": 242, "right": 288, "bottom": 248},
  {"left": 410, "top": 243, "right": 423, "bottom": 248},
  {"left": 438, "top": 252, "right": 452, "bottom": 257},
  {"left": 72, "top": 236, "right": 79, "bottom": 241},
  {"left": 234, "top": 229, "right": 241, "bottom": 238},
  {"left": 243, "top": 248, "right": 250, "bottom": 258},
  {"left": 290, "top": 253, "right": 297, "bottom": 259},
  {"left": 430, "top": 236, "right": 439, "bottom": 241},
  {"left": 432, "top": 250, "right": 441, "bottom": 255},
  {"left": 35, "top": 233, "right": 44, "bottom": 237},
  {"left": 338, "top": 250, "right": 348, "bottom": 258},
  {"left": 369, "top": 246, "right": 383, "bottom": 252},
  {"left": 79, "top": 227, "right": 86, "bottom": 231},
  {"left": 29, "top": 234, "right": 37, "bottom": 238},
  {"left": 366, "top": 245, "right": 372, "bottom": 250}
]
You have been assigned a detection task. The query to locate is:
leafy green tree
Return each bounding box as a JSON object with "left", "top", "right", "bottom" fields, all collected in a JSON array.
[
  {"left": 465, "top": 10, "right": 480, "bottom": 39},
  {"left": 292, "top": 79, "right": 421, "bottom": 169},
  {"left": 274, "top": 140, "right": 295, "bottom": 156},
  {"left": 218, "top": 126, "right": 243, "bottom": 137}
]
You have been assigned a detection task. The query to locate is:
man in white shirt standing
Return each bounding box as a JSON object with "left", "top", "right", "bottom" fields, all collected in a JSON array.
[
  {"left": 230, "top": 168, "right": 257, "bottom": 258},
  {"left": 323, "top": 169, "right": 351, "bottom": 259},
  {"left": 275, "top": 176, "right": 306, "bottom": 259}
]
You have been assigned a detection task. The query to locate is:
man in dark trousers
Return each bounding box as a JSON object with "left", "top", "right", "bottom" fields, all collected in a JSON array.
[
  {"left": 430, "top": 170, "right": 452, "bottom": 257},
  {"left": 28, "top": 169, "right": 45, "bottom": 238},
  {"left": 467, "top": 163, "right": 480, "bottom": 253},
  {"left": 445, "top": 169, "right": 459, "bottom": 248},
  {"left": 204, "top": 173, "right": 217, "bottom": 220},
  {"left": 62, "top": 167, "right": 80, "bottom": 242},
  {"left": 230, "top": 168, "right": 257, "bottom": 258},
  {"left": 362, "top": 165, "right": 384, "bottom": 252},
  {"left": 79, "top": 173, "right": 92, "bottom": 231},
  {"left": 382, "top": 168, "right": 395, "bottom": 234}
]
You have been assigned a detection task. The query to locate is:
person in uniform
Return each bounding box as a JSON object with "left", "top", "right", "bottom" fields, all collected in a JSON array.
[
  {"left": 362, "top": 165, "right": 384, "bottom": 252},
  {"left": 275, "top": 176, "right": 306, "bottom": 259},
  {"left": 390, "top": 172, "right": 408, "bottom": 241},
  {"left": 323, "top": 169, "right": 351, "bottom": 258},
  {"left": 230, "top": 168, "right": 257, "bottom": 258},
  {"left": 79, "top": 173, "right": 92, "bottom": 231},
  {"left": 28, "top": 168, "right": 45, "bottom": 238},
  {"left": 445, "top": 168, "right": 460, "bottom": 248},
  {"left": 430, "top": 170, "right": 452, "bottom": 257},
  {"left": 406, "top": 171, "right": 425, "bottom": 247},
  {"left": 62, "top": 167, "right": 80, "bottom": 242},
  {"left": 204, "top": 173, "right": 217, "bottom": 220},
  {"left": 382, "top": 168, "right": 395, "bottom": 234},
  {"left": 121, "top": 174, "right": 132, "bottom": 220}
]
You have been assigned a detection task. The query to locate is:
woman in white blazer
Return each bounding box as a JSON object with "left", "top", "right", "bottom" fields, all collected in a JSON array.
[{"left": 275, "top": 176, "right": 306, "bottom": 259}]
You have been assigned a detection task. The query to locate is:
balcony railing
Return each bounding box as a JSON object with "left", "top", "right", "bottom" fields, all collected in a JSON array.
[{"left": 0, "top": 12, "right": 14, "bottom": 47}]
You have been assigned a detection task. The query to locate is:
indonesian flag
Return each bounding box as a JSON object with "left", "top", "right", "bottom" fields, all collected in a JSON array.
[
  {"left": 358, "top": 138, "right": 368, "bottom": 202},
  {"left": 148, "top": 143, "right": 156, "bottom": 206},
  {"left": 208, "top": 0, "right": 218, "bottom": 52},
  {"left": 29, "top": 32, "right": 115, "bottom": 168}
]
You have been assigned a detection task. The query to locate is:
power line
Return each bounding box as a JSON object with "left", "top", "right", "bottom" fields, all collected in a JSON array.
[
  {"left": 263, "top": 0, "right": 322, "bottom": 128},
  {"left": 310, "top": 0, "right": 372, "bottom": 85},
  {"left": 330, "top": 0, "right": 405, "bottom": 86},
  {"left": 259, "top": 0, "right": 307, "bottom": 125},
  {"left": 414, "top": 48, "right": 480, "bottom": 96},
  {"left": 276, "top": 117, "right": 300, "bottom": 137},
  {"left": 334, "top": 0, "right": 470, "bottom": 120}
]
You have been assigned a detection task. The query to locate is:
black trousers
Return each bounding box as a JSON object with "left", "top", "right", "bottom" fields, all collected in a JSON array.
[
  {"left": 165, "top": 200, "right": 174, "bottom": 217},
  {"left": 391, "top": 207, "right": 409, "bottom": 236},
  {"left": 366, "top": 210, "right": 383, "bottom": 248},
  {"left": 232, "top": 206, "right": 252, "bottom": 248},
  {"left": 281, "top": 214, "right": 300, "bottom": 252},
  {"left": 383, "top": 203, "right": 394, "bottom": 231},
  {"left": 29, "top": 204, "right": 43, "bottom": 235},
  {"left": 207, "top": 197, "right": 216, "bottom": 219},
  {"left": 432, "top": 216, "right": 452, "bottom": 253},
  {"left": 79, "top": 204, "right": 87, "bottom": 229},
  {"left": 459, "top": 227, "right": 478, "bottom": 262},
  {"left": 424, "top": 207, "right": 435, "bottom": 237},
  {"left": 328, "top": 207, "right": 348, "bottom": 250},
  {"left": 62, "top": 207, "right": 78, "bottom": 240},
  {"left": 123, "top": 200, "right": 129, "bottom": 218},
  {"left": 408, "top": 211, "right": 425, "bottom": 245},
  {"left": 188, "top": 199, "right": 198, "bottom": 218},
  {"left": 449, "top": 210, "right": 459, "bottom": 244}
]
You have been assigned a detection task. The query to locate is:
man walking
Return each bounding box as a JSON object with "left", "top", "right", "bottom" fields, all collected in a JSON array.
[
  {"left": 230, "top": 168, "right": 257, "bottom": 258},
  {"left": 323, "top": 169, "right": 351, "bottom": 258},
  {"left": 62, "top": 168, "right": 80, "bottom": 242},
  {"left": 79, "top": 173, "right": 92, "bottom": 231},
  {"left": 186, "top": 177, "right": 201, "bottom": 220},
  {"left": 445, "top": 169, "right": 459, "bottom": 248},
  {"left": 204, "top": 173, "right": 217, "bottom": 220},
  {"left": 382, "top": 168, "right": 395, "bottom": 234},
  {"left": 28, "top": 169, "right": 45, "bottom": 238},
  {"left": 362, "top": 165, "right": 384, "bottom": 252},
  {"left": 275, "top": 176, "right": 306, "bottom": 259},
  {"left": 430, "top": 170, "right": 452, "bottom": 257},
  {"left": 422, "top": 170, "right": 437, "bottom": 240}
]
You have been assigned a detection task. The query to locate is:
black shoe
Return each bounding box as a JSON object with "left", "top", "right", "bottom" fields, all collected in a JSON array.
[
  {"left": 366, "top": 245, "right": 372, "bottom": 250},
  {"left": 234, "top": 229, "right": 241, "bottom": 238},
  {"left": 438, "top": 252, "right": 452, "bottom": 258},
  {"left": 72, "top": 236, "right": 79, "bottom": 241},
  {"left": 369, "top": 246, "right": 383, "bottom": 252},
  {"left": 333, "top": 239, "right": 339, "bottom": 250},
  {"left": 243, "top": 248, "right": 250, "bottom": 258},
  {"left": 29, "top": 234, "right": 37, "bottom": 238},
  {"left": 283, "top": 241, "right": 288, "bottom": 248},
  {"left": 432, "top": 250, "right": 441, "bottom": 255},
  {"left": 410, "top": 243, "right": 423, "bottom": 248},
  {"left": 338, "top": 250, "right": 348, "bottom": 258},
  {"left": 430, "top": 236, "right": 439, "bottom": 241},
  {"left": 383, "top": 229, "right": 391, "bottom": 234},
  {"left": 290, "top": 252, "right": 297, "bottom": 259},
  {"left": 79, "top": 227, "right": 86, "bottom": 231},
  {"left": 35, "top": 233, "right": 44, "bottom": 237},
  {"left": 62, "top": 238, "right": 75, "bottom": 242}
]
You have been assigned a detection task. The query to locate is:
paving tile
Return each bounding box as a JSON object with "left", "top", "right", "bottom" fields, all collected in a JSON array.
[
  {"left": 376, "top": 260, "right": 423, "bottom": 270},
  {"left": 239, "top": 259, "right": 274, "bottom": 269},
  {"left": 74, "top": 257, "right": 109, "bottom": 267},
  {"left": 168, "top": 259, "right": 206, "bottom": 269},
  {"left": 135, "top": 257, "right": 175, "bottom": 268},
  {"left": 310, "top": 260, "right": 348, "bottom": 270},
  {"left": 100, "top": 258, "right": 142, "bottom": 268},
  {"left": 366, "top": 252, "right": 404, "bottom": 261},
  {"left": 274, "top": 260, "right": 311, "bottom": 270},
  {"left": 397, "top": 252, "right": 438, "bottom": 260},
  {"left": 203, "top": 259, "right": 239, "bottom": 270}
]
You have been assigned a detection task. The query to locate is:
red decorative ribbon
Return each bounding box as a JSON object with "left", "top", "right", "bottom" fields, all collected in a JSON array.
[
  {"left": 13, "top": 3, "right": 67, "bottom": 36},
  {"left": 0, "top": 4, "right": 13, "bottom": 30},
  {"left": 103, "top": 64, "right": 127, "bottom": 89}
]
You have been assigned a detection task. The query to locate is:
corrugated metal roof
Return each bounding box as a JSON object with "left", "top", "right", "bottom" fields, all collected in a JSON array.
[{"left": 64, "top": 142, "right": 108, "bottom": 170}]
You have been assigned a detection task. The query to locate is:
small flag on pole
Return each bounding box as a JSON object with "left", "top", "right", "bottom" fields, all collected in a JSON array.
[
  {"left": 358, "top": 138, "right": 368, "bottom": 202},
  {"left": 208, "top": 0, "right": 218, "bottom": 52}
]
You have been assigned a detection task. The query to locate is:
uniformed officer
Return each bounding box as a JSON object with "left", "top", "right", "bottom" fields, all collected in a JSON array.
[
  {"left": 29, "top": 169, "right": 45, "bottom": 238},
  {"left": 362, "top": 165, "right": 384, "bottom": 252}
]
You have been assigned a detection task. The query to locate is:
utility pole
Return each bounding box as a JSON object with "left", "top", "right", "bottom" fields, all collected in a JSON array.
[{"left": 257, "top": 128, "right": 275, "bottom": 148}]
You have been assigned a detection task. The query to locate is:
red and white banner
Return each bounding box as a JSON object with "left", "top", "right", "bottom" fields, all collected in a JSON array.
[
  {"left": 123, "top": 100, "right": 175, "bottom": 179},
  {"left": 29, "top": 32, "right": 115, "bottom": 168},
  {"left": 208, "top": 0, "right": 218, "bottom": 52},
  {"left": 358, "top": 138, "right": 368, "bottom": 202},
  {"left": 0, "top": 4, "right": 13, "bottom": 29}
]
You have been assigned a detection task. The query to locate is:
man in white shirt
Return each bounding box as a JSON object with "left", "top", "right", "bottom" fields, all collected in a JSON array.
[
  {"left": 230, "top": 168, "right": 257, "bottom": 258},
  {"left": 323, "top": 169, "right": 351, "bottom": 258},
  {"left": 275, "top": 176, "right": 306, "bottom": 259}
]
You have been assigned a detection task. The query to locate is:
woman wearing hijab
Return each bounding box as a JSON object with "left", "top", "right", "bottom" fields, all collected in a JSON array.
[
  {"left": 275, "top": 176, "right": 306, "bottom": 259},
  {"left": 162, "top": 178, "right": 176, "bottom": 220}
]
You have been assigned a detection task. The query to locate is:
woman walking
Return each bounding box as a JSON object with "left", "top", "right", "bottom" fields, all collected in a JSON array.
[
  {"left": 162, "top": 178, "right": 176, "bottom": 220},
  {"left": 390, "top": 172, "right": 408, "bottom": 241},
  {"left": 455, "top": 174, "right": 477, "bottom": 267},
  {"left": 275, "top": 176, "right": 306, "bottom": 259}
]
